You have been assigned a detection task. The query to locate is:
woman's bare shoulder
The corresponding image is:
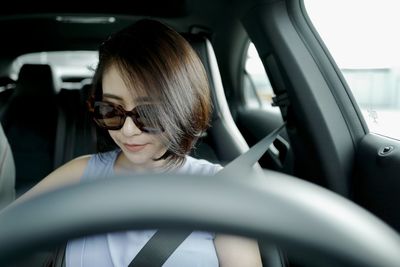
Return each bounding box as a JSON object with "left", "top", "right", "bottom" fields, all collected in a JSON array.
[
  {"left": 15, "top": 155, "right": 93, "bottom": 204},
  {"left": 59, "top": 154, "right": 92, "bottom": 172},
  {"left": 46, "top": 154, "right": 91, "bottom": 182}
]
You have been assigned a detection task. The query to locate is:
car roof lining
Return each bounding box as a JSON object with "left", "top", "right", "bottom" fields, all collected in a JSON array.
[{"left": 0, "top": 0, "right": 188, "bottom": 17}]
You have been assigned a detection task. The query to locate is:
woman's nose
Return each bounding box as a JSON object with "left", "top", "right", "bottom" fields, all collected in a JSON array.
[{"left": 121, "top": 116, "right": 142, "bottom": 136}]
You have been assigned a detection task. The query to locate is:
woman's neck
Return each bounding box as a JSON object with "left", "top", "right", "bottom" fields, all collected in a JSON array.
[{"left": 114, "top": 152, "right": 168, "bottom": 174}]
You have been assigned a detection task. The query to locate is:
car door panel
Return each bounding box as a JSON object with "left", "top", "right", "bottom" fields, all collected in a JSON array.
[{"left": 354, "top": 133, "right": 400, "bottom": 232}]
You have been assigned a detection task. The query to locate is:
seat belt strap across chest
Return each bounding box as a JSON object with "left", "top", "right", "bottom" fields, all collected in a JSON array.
[
  {"left": 128, "top": 230, "right": 192, "bottom": 267},
  {"left": 217, "top": 122, "right": 286, "bottom": 177},
  {"left": 128, "top": 122, "right": 286, "bottom": 267}
]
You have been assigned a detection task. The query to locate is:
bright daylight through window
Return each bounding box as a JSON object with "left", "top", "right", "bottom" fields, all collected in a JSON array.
[
  {"left": 304, "top": 0, "right": 400, "bottom": 140},
  {"left": 11, "top": 51, "right": 98, "bottom": 90},
  {"left": 244, "top": 43, "right": 278, "bottom": 111}
]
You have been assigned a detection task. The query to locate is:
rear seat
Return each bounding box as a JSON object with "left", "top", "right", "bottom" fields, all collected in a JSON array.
[
  {"left": 53, "top": 84, "right": 97, "bottom": 168},
  {"left": 0, "top": 64, "right": 58, "bottom": 194}
]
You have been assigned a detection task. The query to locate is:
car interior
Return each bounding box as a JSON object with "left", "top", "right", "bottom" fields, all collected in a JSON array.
[
  {"left": 0, "top": 33, "right": 251, "bottom": 197},
  {"left": 0, "top": 119, "right": 15, "bottom": 209},
  {"left": 1, "top": 0, "right": 400, "bottom": 266}
]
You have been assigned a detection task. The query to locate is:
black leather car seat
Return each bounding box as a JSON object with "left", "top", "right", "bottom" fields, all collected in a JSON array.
[
  {"left": 53, "top": 84, "right": 97, "bottom": 168},
  {"left": 0, "top": 122, "right": 15, "bottom": 209},
  {"left": 1, "top": 64, "right": 58, "bottom": 194}
]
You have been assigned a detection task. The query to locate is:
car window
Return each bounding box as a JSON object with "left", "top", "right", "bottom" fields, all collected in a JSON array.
[
  {"left": 304, "top": 0, "right": 400, "bottom": 141},
  {"left": 244, "top": 42, "right": 279, "bottom": 112},
  {"left": 11, "top": 51, "right": 98, "bottom": 90}
]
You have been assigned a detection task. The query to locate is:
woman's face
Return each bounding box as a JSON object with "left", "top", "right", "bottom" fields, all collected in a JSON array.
[{"left": 102, "top": 64, "right": 167, "bottom": 170}]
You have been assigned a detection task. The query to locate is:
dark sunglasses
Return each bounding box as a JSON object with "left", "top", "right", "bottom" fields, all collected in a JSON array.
[{"left": 90, "top": 101, "right": 163, "bottom": 134}]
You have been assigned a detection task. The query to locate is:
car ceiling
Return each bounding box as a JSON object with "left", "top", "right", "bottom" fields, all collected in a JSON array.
[
  {"left": 0, "top": 0, "right": 242, "bottom": 58},
  {"left": 0, "top": 0, "right": 188, "bottom": 17}
]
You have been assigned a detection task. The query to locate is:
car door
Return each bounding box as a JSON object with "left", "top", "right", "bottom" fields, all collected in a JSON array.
[
  {"left": 301, "top": 0, "right": 400, "bottom": 232},
  {"left": 223, "top": 0, "right": 400, "bottom": 233}
]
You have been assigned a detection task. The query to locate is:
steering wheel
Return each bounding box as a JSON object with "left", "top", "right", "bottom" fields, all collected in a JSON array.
[{"left": 1, "top": 169, "right": 400, "bottom": 267}]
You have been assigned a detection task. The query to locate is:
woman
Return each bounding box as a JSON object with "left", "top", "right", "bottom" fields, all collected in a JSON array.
[{"left": 17, "top": 19, "right": 262, "bottom": 266}]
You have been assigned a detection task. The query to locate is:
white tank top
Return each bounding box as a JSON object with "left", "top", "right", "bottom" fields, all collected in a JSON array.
[{"left": 66, "top": 150, "right": 222, "bottom": 267}]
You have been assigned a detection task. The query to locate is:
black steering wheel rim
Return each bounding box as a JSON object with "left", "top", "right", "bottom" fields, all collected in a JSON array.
[{"left": 1, "top": 170, "right": 400, "bottom": 267}]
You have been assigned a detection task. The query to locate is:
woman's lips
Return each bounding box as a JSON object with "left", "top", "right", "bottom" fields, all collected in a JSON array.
[{"left": 124, "top": 143, "right": 147, "bottom": 152}]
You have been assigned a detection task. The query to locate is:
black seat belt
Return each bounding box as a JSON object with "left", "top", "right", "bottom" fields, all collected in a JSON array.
[
  {"left": 128, "top": 122, "right": 286, "bottom": 267},
  {"left": 128, "top": 230, "right": 192, "bottom": 267}
]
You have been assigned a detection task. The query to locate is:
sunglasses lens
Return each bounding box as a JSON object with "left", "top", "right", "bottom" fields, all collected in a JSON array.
[
  {"left": 91, "top": 101, "right": 164, "bottom": 133},
  {"left": 134, "top": 105, "right": 163, "bottom": 133},
  {"left": 93, "top": 102, "right": 124, "bottom": 129}
]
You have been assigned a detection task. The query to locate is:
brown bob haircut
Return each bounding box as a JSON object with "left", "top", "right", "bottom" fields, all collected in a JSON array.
[{"left": 90, "top": 19, "right": 212, "bottom": 166}]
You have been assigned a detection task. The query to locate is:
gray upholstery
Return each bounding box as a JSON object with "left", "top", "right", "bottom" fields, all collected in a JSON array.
[{"left": 0, "top": 123, "right": 15, "bottom": 209}]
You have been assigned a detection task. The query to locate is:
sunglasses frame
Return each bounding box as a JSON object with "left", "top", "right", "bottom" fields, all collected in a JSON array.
[{"left": 89, "top": 100, "right": 163, "bottom": 134}]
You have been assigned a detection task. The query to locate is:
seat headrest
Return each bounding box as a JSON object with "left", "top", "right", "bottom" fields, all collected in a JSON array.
[
  {"left": 183, "top": 34, "right": 216, "bottom": 118},
  {"left": 0, "top": 77, "right": 15, "bottom": 88},
  {"left": 15, "top": 64, "right": 56, "bottom": 96},
  {"left": 184, "top": 34, "right": 249, "bottom": 160}
]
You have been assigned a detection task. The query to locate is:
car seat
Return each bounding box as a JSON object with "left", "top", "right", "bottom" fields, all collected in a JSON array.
[
  {"left": 185, "top": 34, "right": 249, "bottom": 163},
  {"left": 53, "top": 84, "right": 97, "bottom": 168},
  {"left": 0, "top": 122, "right": 15, "bottom": 209},
  {"left": 1, "top": 64, "right": 58, "bottom": 195}
]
